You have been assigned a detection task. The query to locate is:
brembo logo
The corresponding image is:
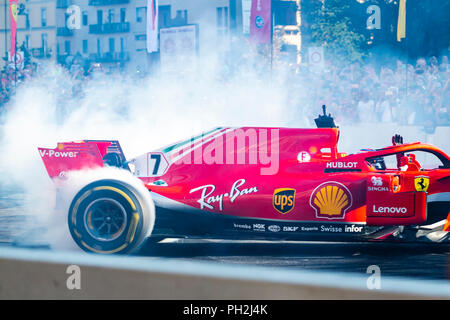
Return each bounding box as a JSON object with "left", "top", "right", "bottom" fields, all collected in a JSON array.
[
  {"left": 372, "top": 206, "right": 407, "bottom": 214},
  {"left": 368, "top": 176, "right": 389, "bottom": 192},
  {"left": 39, "top": 149, "right": 78, "bottom": 158},
  {"left": 189, "top": 178, "right": 258, "bottom": 211},
  {"left": 310, "top": 182, "right": 352, "bottom": 219}
]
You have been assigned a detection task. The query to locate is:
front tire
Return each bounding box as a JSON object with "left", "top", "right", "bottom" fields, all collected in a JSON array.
[{"left": 68, "top": 179, "right": 151, "bottom": 254}]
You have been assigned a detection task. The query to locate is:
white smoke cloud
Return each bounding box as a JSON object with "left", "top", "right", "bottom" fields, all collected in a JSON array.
[{"left": 0, "top": 52, "right": 296, "bottom": 250}]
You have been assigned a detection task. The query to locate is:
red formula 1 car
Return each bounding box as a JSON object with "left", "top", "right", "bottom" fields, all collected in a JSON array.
[{"left": 39, "top": 108, "right": 450, "bottom": 254}]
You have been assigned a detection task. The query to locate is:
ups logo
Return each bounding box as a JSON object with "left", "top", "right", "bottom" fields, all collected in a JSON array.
[
  {"left": 310, "top": 181, "right": 352, "bottom": 219},
  {"left": 273, "top": 188, "right": 296, "bottom": 214}
]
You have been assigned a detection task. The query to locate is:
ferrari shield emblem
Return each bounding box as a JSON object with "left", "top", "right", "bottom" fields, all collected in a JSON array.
[
  {"left": 273, "top": 188, "right": 296, "bottom": 214},
  {"left": 414, "top": 176, "right": 429, "bottom": 192},
  {"left": 310, "top": 182, "right": 352, "bottom": 219}
]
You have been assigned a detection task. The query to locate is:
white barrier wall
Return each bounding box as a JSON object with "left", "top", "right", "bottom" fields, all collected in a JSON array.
[
  {"left": 0, "top": 247, "right": 449, "bottom": 299},
  {"left": 339, "top": 124, "right": 450, "bottom": 156}
]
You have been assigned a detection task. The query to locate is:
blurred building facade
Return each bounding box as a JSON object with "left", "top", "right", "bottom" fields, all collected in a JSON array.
[{"left": 0, "top": 0, "right": 59, "bottom": 68}]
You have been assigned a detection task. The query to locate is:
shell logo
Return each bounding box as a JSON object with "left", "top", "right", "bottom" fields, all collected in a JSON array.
[{"left": 310, "top": 182, "right": 352, "bottom": 219}]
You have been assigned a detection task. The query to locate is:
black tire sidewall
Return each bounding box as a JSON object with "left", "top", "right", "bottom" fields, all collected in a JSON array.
[{"left": 68, "top": 180, "right": 145, "bottom": 254}]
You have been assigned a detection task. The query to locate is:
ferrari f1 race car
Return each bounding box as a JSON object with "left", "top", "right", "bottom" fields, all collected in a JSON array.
[{"left": 39, "top": 107, "right": 450, "bottom": 254}]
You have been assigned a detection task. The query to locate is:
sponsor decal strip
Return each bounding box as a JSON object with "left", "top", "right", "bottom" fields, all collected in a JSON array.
[
  {"left": 189, "top": 178, "right": 258, "bottom": 211},
  {"left": 93, "top": 186, "right": 137, "bottom": 211},
  {"left": 232, "top": 221, "right": 365, "bottom": 234}
]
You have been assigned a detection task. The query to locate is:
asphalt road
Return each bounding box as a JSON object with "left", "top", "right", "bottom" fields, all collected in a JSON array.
[{"left": 1, "top": 186, "right": 449, "bottom": 282}]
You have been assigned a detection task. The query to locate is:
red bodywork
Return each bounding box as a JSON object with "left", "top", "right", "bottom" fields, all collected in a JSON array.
[{"left": 39, "top": 127, "right": 450, "bottom": 237}]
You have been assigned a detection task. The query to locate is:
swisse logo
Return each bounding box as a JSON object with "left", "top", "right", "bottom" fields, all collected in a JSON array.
[
  {"left": 268, "top": 225, "right": 281, "bottom": 232},
  {"left": 39, "top": 149, "right": 78, "bottom": 158},
  {"left": 373, "top": 205, "right": 407, "bottom": 214},
  {"left": 326, "top": 162, "right": 358, "bottom": 169}
]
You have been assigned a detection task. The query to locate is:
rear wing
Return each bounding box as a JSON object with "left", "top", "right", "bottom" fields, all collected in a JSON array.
[{"left": 38, "top": 140, "right": 126, "bottom": 178}]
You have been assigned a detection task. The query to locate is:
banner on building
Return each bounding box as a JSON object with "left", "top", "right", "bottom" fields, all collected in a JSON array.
[
  {"left": 160, "top": 25, "right": 198, "bottom": 73},
  {"left": 147, "top": 0, "right": 159, "bottom": 52},
  {"left": 9, "top": 0, "right": 18, "bottom": 55},
  {"left": 249, "top": 0, "right": 271, "bottom": 44}
]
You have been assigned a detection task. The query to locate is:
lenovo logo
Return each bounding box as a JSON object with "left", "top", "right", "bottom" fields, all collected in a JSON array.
[{"left": 372, "top": 206, "right": 407, "bottom": 214}]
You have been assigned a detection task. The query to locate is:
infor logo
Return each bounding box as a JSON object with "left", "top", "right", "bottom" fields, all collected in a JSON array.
[
  {"left": 414, "top": 176, "right": 429, "bottom": 192},
  {"left": 273, "top": 188, "right": 296, "bottom": 214}
]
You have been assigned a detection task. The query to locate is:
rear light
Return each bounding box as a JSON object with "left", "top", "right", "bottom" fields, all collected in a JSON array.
[{"left": 391, "top": 175, "right": 401, "bottom": 193}]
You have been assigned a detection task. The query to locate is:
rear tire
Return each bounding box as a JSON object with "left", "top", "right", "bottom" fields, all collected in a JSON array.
[{"left": 68, "top": 179, "right": 151, "bottom": 254}]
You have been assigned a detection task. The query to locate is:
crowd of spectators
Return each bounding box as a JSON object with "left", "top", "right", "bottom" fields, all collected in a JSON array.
[{"left": 1, "top": 52, "right": 449, "bottom": 132}]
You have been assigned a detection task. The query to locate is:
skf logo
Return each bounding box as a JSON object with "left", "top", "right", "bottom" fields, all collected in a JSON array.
[
  {"left": 39, "top": 149, "right": 78, "bottom": 158},
  {"left": 414, "top": 176, "right": 429, "bottom": 192},
  {"left": 310, "top": 182, "right": 352, "bottom": 219},
  {"left": 273, "top": 188, "right": 296, "bottom": 214}
]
